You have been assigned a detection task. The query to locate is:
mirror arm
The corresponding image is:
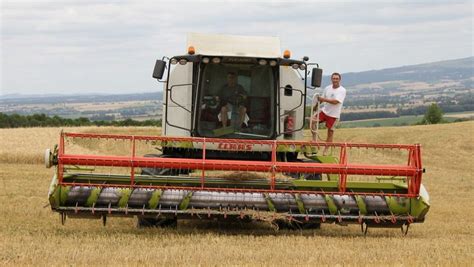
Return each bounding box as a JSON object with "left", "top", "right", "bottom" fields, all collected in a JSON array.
[
  {"left": 306, "top": 63, "right": 321, "bottom": 90},
  {"left": 155, "top": 57, "right": 170, "bottom": 83}
]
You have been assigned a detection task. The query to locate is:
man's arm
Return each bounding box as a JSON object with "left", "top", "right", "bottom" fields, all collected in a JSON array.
[
  {"left": 319, "top": 88, "right": 346, "bottom": 105},
  {"left": 317, "top": 96, "right": 340, "bottom": 105},
  {"left": 237, "top": 85, "right": 248, "bottom": 104},
  {"left": 218, "top": 85, "right": 230, "bottom": 106}
]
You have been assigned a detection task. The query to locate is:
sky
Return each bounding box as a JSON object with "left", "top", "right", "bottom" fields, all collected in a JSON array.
[{"left": 1, "top": 0, "right": 473, "bottom": 96}]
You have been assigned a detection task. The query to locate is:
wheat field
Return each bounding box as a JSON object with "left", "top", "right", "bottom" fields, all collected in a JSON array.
[{"left": 0, "top": 122, "right": 473, "bottom": 266}]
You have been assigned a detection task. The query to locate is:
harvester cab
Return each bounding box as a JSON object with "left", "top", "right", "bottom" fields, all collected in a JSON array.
[
  {"left": 154, "top": 33, "right": 320, "bottom": 142},
  {"left": 45, "top": 33, "right": 429, "bottom": 234}
]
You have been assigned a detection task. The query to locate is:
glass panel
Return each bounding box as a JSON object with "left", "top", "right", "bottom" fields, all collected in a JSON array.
[{"left": 197, "top": 62, "right": 275, "bottom": 139}]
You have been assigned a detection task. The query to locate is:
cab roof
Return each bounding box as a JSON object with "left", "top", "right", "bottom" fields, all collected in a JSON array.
[{"left": 187, "top": 33, "right": 281, "bottom": 58}]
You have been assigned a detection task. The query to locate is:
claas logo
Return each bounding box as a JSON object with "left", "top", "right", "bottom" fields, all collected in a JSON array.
[{"left": 217, "top": 143, "right": 254, "bottom": 151}]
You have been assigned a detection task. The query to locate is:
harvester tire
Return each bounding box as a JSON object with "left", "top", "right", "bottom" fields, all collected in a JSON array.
[
  {"left": 137, "top": 217, "right": 178, "bottom": 228},
  {"left": 275, "top": 220, "right": 321, "bottom": 230},
  {"left": 299, "top": 222, "right": 321, "bottom": 230},
  {"left": 141, "top": 154, "right": 191, "bottom": 176},
  {"left": 285, "top": 158, "right": 322, "bottom": 181}
]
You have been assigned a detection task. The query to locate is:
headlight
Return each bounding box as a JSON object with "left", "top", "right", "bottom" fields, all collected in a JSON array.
[
  {"left": 299, "top": 64, "right": 306, "bottom": 70},
  {"left": 202, "top": 57, "right": 210, "bottom": 64},
  {"left": 212, "top": 57, "right": 221, "bottom": 64},
  {"left": 269, "top": 60, "right": 277, "bottom": 66},
  {"left": 291, "top": 64, "right": 299, "bottom": 69},
  {"left": 258, "top": 59, "right": 267, "bottom": 65},
  {"left": 179, "top": 59, "right": 187, "bottom": 65},
  {"left": 170, "top": 58, "right": 178, "bottom": 65}
]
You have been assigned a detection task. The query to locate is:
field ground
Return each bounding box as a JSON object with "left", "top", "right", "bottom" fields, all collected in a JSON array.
[
  {"left": 1, "top": 122, "right": 473, "bottom": 265},
  {"left": 443, "top": 110, "right": 474, "bottom": 118},
  {"left": 340, "top": 111, "right": 474, "bottom": 128}
]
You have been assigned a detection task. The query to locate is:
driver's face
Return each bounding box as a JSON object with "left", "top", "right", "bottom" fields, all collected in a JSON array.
[
  {"left": 331, "top": 75, "right": 340, "bottom": 87},
  {"left": 227, "top": 74, "right": 237, "bottom": 86}
]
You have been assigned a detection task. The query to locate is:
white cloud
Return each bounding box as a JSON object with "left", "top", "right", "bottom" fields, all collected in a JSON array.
[{"left": 1, "top": 0, "right": 472, "bottom": 95}]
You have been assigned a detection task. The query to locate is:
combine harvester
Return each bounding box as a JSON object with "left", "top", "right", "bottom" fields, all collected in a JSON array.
[{"left": 45, "top": 33, "right": 429, "bottom": 234}]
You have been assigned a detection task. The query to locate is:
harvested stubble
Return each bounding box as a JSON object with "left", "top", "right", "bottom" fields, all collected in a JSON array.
[{"left": 1, "top": 122, "right": 473, "bottom": 266}]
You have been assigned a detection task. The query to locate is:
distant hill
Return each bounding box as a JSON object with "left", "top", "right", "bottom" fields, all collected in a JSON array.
[
  {"left": 307, "top": 57, "right": 473, "bottom": 113},
  {"left": 2, "top": 57, "right": 472, "bottom": 104},
  {"left": 0, "top": 92, "right": 164, "bottom": 121},
  {"left": 1, "top": 92, "right": 163, "bottom": 105},
  {"left": 322, "top": 57, "right": 473, "bottom": 88},
  {"left": 1, "top": 57, "right": 472, "bottom": 121}
]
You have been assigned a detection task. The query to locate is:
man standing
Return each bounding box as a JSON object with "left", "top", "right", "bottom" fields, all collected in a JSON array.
[
  {"left": 312, "top": 72, "right": 346, "bottom": 142},
  {"left": 218, "top": 72, "right": 248, "bottom": 128}
]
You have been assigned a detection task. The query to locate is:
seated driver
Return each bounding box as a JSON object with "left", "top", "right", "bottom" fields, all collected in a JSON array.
[{"left": 217, "top": 72, "right": 249, "bottom": 127}]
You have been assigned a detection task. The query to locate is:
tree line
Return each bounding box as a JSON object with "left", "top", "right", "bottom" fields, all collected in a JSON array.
[
  {"left": 398, "top": 102, "right": 473, "bottom": 116},
  {"left": 0, "top": 113, "right": 162, "bottom": 128},
  {"left": 0, "top": 103, "right": 464, "bottom": 129},
  {"left": 305, "top": 103, "right": 470, "bottom": 128},
  {"left": 314, "top": 101, "right": 472, "bottom": 122},
  {"left": 305, "top": 107, "right": 400, "bottom": 121}
]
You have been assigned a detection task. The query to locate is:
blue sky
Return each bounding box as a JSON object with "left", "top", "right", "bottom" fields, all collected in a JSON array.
[{"left": 1, "top": 0, "right": 472, "bottom": 95}]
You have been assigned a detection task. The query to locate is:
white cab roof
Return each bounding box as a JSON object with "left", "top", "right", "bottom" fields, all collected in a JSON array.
[{"left": 187, "top": 33, "right": 281, "bottom": 58}]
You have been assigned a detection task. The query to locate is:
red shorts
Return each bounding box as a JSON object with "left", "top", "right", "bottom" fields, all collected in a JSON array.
[{"left": 313, "top": 111, "right": 338, "bottom": 129}]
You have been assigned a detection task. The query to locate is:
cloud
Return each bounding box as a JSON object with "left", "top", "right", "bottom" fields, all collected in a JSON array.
[{"left": 1, "top": 0, "right": 472, "bottom": 95}]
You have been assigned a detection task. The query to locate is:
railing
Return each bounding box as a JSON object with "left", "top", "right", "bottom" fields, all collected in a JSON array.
[{"left": 57, "top": 132, "right": 423, "bottom": 198}]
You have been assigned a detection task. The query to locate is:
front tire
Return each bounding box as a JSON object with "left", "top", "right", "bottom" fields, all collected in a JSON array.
[
  {"left": 137, "top": 217, "right": 178, "bottom": 228},
  {"left": 275, "top": 219, "right": 321, "bottom": 230}
]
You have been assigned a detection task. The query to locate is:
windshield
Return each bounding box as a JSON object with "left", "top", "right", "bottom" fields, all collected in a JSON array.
[{"left": 196, "top": 61, "right": 276, "bottom": 139}]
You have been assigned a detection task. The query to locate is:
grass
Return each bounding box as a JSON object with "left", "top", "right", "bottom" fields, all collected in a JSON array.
[
  {"left": 341, "top": 115, "right": 424, "bottom": 128},
  {"left": 340, "top": 113, "right": 464, "bottom": 128},
  {"left": 1, "top": 122, "right": 473, "bottom": 266}
]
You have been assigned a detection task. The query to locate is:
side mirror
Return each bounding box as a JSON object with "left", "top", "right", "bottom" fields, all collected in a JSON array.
[
  {"left": 311, "top": 68, "right": 323, "bottom": 87},
  {"left": 152, "top": 60, "right": 166, "bottom": 80}
]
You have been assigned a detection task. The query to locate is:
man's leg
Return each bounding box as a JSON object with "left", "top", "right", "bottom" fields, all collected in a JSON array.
[
  {"left": 220, "top": 105, "right": 229, "bottom": 127},
  {"left": 326, "top": 128, "right": 334, "bottom": 143},
  {"left": 321, "top": 128, "right": 334, "bottom": 155},
  {"left": 238, "top": 106, "right": 247, "bottom": 127},
  {"left": 323, "top": 117, "right": 337, "bottom": 155}
]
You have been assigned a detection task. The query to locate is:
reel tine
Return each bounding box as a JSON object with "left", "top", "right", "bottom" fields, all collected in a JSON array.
[
  {"left": 390, "top": 211, "right": 397, "bottom": 224},
  {"left": 374, "top": 211, "right": 381, "bottom": 224},
  {"left": 401, "top": 223, "right": 410, "bottom": 236},
  {"left": 360, "top": 222, "right": 368, "bottom": 236}
]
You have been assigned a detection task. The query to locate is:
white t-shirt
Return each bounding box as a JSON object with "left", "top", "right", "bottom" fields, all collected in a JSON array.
[{"left": 321, "top": 85, "right": 346, "bottom": 118}]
